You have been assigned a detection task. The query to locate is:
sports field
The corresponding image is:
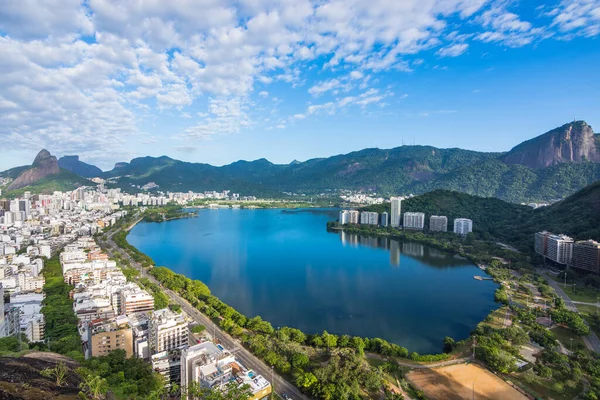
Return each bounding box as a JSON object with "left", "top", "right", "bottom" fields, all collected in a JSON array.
[{"left": 406, "top": 363, "right": 528, "bottom": 400}]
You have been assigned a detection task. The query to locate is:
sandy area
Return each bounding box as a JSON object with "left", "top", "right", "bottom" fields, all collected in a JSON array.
[{"left": 406, "top": 363, "right": 528, "bottom": 400}]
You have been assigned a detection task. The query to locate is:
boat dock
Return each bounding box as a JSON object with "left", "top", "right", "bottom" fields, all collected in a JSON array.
[{"left": 474, "top": 276, "right": 494, "bottom": 281}]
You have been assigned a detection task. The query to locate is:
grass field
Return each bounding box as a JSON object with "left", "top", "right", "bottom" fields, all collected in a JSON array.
[
  {"left": 557, "top": 283, "right": 600, "bottom": 304},
  {"left": 551, "top": 326, "right": 585, "bottom": 350},
  {"left": 406, "top": 363, "right": 527, "bottom": 400}
]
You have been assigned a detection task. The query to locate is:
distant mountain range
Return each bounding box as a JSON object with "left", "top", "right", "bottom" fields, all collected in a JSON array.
[{"left": 1, "top": 121, "right": 599, "bottom": 202}]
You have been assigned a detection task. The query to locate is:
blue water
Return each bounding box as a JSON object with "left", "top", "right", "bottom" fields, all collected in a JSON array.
[{"left": 128, "top": 208, "right": 498, "bottom": 354}]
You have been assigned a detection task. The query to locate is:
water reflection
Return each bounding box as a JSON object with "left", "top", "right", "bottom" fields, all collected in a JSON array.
[{"left": 340, "top": 231, "right": 469, "bottom": 268}]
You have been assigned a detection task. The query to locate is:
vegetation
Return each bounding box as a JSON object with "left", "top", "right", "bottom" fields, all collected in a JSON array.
[
  {"left": 79, "top": 350, "right": 164, "bottom": 399},
  {"left": 0, "top": 169, "right": 93, "bottom": 199},
  {"left": 143, "top": 205, "right": 197, "bottom": 222},
  {"left": 38, "top": 256, "right": 82, "bottom": 359}
]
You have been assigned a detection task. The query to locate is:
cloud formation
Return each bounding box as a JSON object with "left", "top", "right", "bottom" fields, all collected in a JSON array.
[{"left": 0, "top": 0, "right": 598, "bottom": 165}]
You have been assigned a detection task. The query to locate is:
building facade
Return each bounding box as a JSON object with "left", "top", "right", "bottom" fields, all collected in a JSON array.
[
  {"left": 403, "top": 212, "right": 425, "bottom": 230},
  {"left": 348, "top": 210, "right": 359, "bottom": 224},
  {"left": 380, "top": 212, "right": 388, "bottom": 227},
  {"left": 535, "top": 231, "right": 551, "bottom": 256},
  {"left": 149, "top": 308, "right": 189, "bottom": 354},
  {"left": 547, "top": 234, "right": 574, "bottom": 265},
  {"left": 338, "top": 210, "right": 349, "bottom": 225},
  {"left": 390, "top": 197, "right": 401, "bottom": 228},
  {"left": 429, "top": 216, "right": 448, "bottom": 232},
  {"left": 453, "top": 218, "right": 473, "bottom": 235},
  {"left": 85, "top": 317, "right": 133, "bottom": 359},
  {"left": 120, "top": 288, "right": 154, "bottom": 315},
  {"left": 571, "top": 240, "right": 600, "bottom": 274}
]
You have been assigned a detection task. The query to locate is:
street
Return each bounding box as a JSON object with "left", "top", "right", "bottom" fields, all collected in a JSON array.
[
  {"left": 543, "top": 272, "right": 600, "bottom": 353},
  {"left": 102, "top": 219, "right": 311, "bottom": 400}
]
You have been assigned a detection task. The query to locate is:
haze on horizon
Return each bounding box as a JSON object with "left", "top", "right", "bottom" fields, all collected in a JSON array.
[{"left": 1, "top": 0, "right": 599, "bottom": 171}]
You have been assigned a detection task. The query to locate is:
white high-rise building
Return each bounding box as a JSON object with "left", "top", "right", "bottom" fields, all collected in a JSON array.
[
  {"left": 547, "top": 234, "right": 574, "bottom": 265},
  {"left": 403, "top": 212, "right": 425, "bottom": 230},
  {"left": 149, "top": 308, "right": 189, "bottom": 354},
  {"left": 339, "top": 210, "right": 350, "bottom": 225},
  {"left": 390, "top": 197, "right": 402, "bottom": 228},
  {"left": 453, "top": 218, "right": 473, "bottom": 235}
]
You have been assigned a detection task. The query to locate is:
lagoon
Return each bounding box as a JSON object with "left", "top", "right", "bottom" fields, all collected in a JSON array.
[{"left": 128, "top": 208, "right": 498, "bottom": 354}]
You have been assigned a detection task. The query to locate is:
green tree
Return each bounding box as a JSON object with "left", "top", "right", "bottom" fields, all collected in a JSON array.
[{"left": 443, "top": 336, "right": 455, "bottom": 353}]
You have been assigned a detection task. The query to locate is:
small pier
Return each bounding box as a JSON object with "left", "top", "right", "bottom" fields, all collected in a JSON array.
[{"left": 474, "top": 275, "right": 494, "bottom": 281}]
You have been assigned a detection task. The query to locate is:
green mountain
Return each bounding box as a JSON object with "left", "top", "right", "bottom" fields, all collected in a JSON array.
[
  {"left": 0, "top": 150, "right": 92, "bottom": 198},
  {"left": 4, "top": 121, "right": 600, "bottom": 202}
]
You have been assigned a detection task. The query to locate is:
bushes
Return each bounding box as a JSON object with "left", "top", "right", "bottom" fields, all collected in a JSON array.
[{"left": 40, "top": 256, "right": 82, "bottom": 358}]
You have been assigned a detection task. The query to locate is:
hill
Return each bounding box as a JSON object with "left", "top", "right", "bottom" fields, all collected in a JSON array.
[
  {"left": 363, "top": 180, "right": 600, "bottom": 252},
  {"left": 58, "top": 155, "right": 103, "bottom": 178}
]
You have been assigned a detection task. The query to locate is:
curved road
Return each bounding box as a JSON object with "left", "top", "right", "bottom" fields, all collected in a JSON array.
[{"left": 102, "top": 219, "right": 311, "bottom": 400}]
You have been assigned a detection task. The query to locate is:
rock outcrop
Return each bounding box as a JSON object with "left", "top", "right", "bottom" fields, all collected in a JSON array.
[
  {"left": 7, "top": 149, "right": 61, "bottom": 190},
  {"left": 58, "top": 155, "right": 102, "bottom": 178},
  {"left": 501, "top": 121, "right": 600, "bottom": 169}
]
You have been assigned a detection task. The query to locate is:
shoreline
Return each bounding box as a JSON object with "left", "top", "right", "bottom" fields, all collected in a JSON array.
[{"left": 121, "top": 209, "right": 501, "bottom": 357}]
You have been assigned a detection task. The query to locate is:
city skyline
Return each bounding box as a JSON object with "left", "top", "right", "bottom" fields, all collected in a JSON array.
[{"left": 1, "top": 0, "right": 600, "bottom": 170}]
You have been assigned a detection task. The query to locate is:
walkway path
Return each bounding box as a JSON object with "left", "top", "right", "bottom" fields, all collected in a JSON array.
[{"left": 542, "top": 271, "right": 600, "bottom": 353}]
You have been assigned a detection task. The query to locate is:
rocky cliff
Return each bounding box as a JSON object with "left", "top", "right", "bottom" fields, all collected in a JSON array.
[
  {"left": 7, "top": 149, "right": 61, "bottom": 190},
  {"left": 501, "top": 121, "right": 600, "bottom": 169}
]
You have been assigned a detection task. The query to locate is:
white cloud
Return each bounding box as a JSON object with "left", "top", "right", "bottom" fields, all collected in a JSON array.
[
  {"left": 436, "top": 43, "right": 469, "bottom": 57},
  {"left": 0, "top": 0, "right": 598, "bottom": 164}
]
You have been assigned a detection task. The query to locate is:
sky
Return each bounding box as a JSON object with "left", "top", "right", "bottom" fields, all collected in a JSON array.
[{"left": 0, "top": 0, "right": 599, "bottom": 171}]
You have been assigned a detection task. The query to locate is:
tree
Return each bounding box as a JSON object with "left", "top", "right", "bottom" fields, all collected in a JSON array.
[
  {"left": 40, "top": 362, "right": 69, "bottom": 387},
  {"left": 295, "top": 372, "right": 318, "bottom": 389},
  {"left": 186, "top": 381, "right": 252, "bottom": 400},
  {"left": 443, "top": 337, "right": 455, "bottom": 353},
  {"left": 322, "top": 331, "right": 338, "bottom": 350},
  {"left": 191, "top": 324, "right": 206, "bottom": 334},
  {"left": 77, "top": 368, "right": 108, "bottom": 400},
  {"left": 291, "top": 352, "right": 310, "bottom": 369}
]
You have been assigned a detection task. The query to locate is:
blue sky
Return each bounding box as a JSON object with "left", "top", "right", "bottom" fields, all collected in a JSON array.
[{"left": 0, "top": 0, "right": 599, "bottom": 171}]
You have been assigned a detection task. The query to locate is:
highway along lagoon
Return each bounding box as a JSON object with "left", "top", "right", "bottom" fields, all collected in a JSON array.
[{"left": 128, "top": 208, "right": 498, "bottom": 354}]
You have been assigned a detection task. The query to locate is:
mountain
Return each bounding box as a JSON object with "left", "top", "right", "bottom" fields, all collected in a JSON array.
[
  {"left": 6, "top": 149, "right": 61, "bottom": 190},
  {"left": 501, "top": 121, "right": 600, "bottom": 169},
  {"left": 58, "top": 155, "right": 102, "bottom": 178},
  {"left": 0, "top": 150, "right": 92, "bottom": 197}
]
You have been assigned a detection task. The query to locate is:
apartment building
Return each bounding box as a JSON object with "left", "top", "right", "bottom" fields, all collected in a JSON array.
[
  {"left": 571, "top": 240, "right": 600, "bottom": 274},
  {"left": 429, "top": 216, "right": 448, "bottom": 232},
  {"left": 348, "top": 210, "right": 359, "bottom": 224},
  {"left": 380, "top": 212, "right": 388, "bottom": 227},
  {"left": 149, "top": 308, "right": 189, "bottom": 354},
  {"left": 85, "top": 316, "right": 133, "bottom": 359},
  {"left": 120, "top": 287, "right": 154, "bottom": 315},
  {"left": 390, "top": 197, "right": 402, "bottom": 228},
  {"left": 453, "top": 218, "right": 473, "bottom": 236},
  {"left": 535, "top": 231, "right": 551, "bottom": 257},
  {"left": 403, "top": 212, "right": 425, "bottom": 230},
  {"left": 181, "top": 341, "right": 272, "bottom": 400},
  {"left": 547, "top": 234, "right": 574, "bottom": 265}
]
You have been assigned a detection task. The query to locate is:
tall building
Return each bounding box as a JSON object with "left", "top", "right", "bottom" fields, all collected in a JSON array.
[
  {"left": 547, "top": 234, "right": 574, "bottom": 265},
  {"left": 348, "top": 210, "right": 359, "bottom": 224},
  {"left": 149, "top": 308, "right": 189, "bottom": 354},
  {"left": 390, "top": 197, "right": 401, "bottom": 228},
  {"left": 534, "top": 231, "right": 551, "bottom": 256},
  {"left": 181, "top": 342, "right": 272, "bottom": 400},
  {"left": 85, "top": 317, "right": 133, "bottom": 359},
  {"left": 403, "top": 212, "right": 425, "bottom": 230},
  {"left": 453, "top": 218, "right": 473, "bottom": 235},
  {"left": 152, "top": 349, "right": 183, "bottom": 386},
  {"left": 571, "top": 240, "right": 600, "bottom": 273},
  {"left": 380, "top": 212, "right": 388, "bottom": 227},
  {"left": 338, "top": 210, "right": 349, "bottom": 225},
  {"left": 429, "top": 216, "right": 448, "bottom": 232}
]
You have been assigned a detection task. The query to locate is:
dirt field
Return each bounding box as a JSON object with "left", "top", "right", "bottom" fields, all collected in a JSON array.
[{"left": 406, "top": 363, "right": 528, "bottom": 400}]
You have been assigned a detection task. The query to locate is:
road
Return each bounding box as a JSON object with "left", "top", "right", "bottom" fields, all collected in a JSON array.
[
  {"left": 102, "top": 219, "right": 311, "bottom": 400},
  {"left": 543, "top": 272, "right": 600, "bottom": 353}
]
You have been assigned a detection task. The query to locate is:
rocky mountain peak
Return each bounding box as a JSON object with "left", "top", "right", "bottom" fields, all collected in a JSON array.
[
  {"left": 7, "top": 149, "right": 61, "bottom": 191},
  {"left": 501, "top": 120, "right": 600, "bottom": 169}
]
